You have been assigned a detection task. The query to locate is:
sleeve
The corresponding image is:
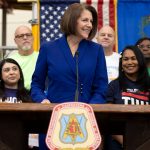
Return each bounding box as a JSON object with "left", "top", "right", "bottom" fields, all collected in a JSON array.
[
  {"left": 31, "top": 43, "right": 48, "bottom": 103},
  {"left": 89, "top": 46, "right": 108, "bottom": 104}
]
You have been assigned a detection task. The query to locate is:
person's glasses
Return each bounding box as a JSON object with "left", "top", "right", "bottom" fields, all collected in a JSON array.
[
  {"left": 137, "top": 44, "right": 150, "bottom": 49},
  {"left": 15, "top": 33, "right": 32, "bottom": 39}
]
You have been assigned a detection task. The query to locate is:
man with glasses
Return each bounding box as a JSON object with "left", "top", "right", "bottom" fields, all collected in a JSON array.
[
  {"left": 7, "top": 25, "right": 39, "bottom": 90},
  {"left": 135, "top": 37, "right": 150, "bottom": 75}
]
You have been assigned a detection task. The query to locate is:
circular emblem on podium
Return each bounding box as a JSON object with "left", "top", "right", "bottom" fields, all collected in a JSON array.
[{"left": 46, "top": 102, "right": 101, "bottom": 149}]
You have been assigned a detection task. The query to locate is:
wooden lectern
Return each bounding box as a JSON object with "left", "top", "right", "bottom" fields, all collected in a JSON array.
[{"left": 0, "top": 103, "right": 150, "bottom": 150}]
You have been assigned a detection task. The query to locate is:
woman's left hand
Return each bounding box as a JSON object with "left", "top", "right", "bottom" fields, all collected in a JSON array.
[{"left": 41, "top": 99, "right": 50, "bottom": 104}]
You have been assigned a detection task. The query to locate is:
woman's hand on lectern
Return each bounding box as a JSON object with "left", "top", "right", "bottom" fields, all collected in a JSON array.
[{"left": 41, "top": 99, "right": 50, "bottom": 104}]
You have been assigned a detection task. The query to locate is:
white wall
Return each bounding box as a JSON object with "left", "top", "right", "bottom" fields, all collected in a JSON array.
[{"left": 0, "top": 9, "right": 32, "bottom": 46}]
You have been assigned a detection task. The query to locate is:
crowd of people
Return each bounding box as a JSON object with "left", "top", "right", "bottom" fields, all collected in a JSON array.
[{"left": 0, "top": 2, "right": 150, "bottom": 150}]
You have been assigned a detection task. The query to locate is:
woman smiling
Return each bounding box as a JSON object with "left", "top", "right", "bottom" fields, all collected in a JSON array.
[
  {"left": 105, "top": 46, "right": 150, "bottom": 150},
  {"left": 0, "top": 58, "right": 31, "bottom": 103}
]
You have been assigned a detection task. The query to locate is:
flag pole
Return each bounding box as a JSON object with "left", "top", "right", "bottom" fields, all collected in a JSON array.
[
  {"left": 114, "top": 0, "right": 118, "bottom": 53},
  {"left": 30, "top": 0, "right": 40, "bottom": 51}
]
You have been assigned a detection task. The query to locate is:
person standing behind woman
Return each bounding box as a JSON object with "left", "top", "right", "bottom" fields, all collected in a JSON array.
[
  {"left": 105, "top": 46, "right": 150, "bottom": 150},
  {"left": 7, "top": 25, "right": 39, "bottom": 90},
  {"left": 97, "top": 25, "right": 120, "bottom": 83},
  {"left": 0, "top": 58, "right": 31, "bottom": 103},
  {"left": 135, "top": 37, "right": 150, "bottom": 75},
  {"left": 31, "top": 3, "right": 108, "bottom": 104}
]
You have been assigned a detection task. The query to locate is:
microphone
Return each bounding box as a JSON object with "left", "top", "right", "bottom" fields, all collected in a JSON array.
[{"left": 74, "top": 51, "right": 79, "bottom": 102}]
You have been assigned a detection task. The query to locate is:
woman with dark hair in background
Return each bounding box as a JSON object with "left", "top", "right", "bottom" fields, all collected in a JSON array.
[
  {"left": 105, "top": 46, "right": 150, "bottom": 150},
  {"left": 0, "top": 58, "right": 31, "bottom": 103},
  {"left": 135, "top": 37, "right": 150, "bottom": 75},
  {"left": 0, "top": 58, "right": 32, "bottom": 150}
]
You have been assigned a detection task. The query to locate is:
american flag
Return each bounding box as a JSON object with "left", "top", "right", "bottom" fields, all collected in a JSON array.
[{"left": 40, "top": 0, "right": 115, "bottom": 44}]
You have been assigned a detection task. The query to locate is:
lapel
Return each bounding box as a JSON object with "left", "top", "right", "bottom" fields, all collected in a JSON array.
[
  {"left": 77, "top": 39, "right": 87, "bottom": 64},
  {"left": 59, "top": 36, "right": 88, "bottom": 76},
  {"left": 59, "top": 35, "right": 76, "bottom": 75}
]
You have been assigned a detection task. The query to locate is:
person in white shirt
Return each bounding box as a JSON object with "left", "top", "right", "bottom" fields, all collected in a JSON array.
[{"left": 97, "top": 25, "right": 120, "bottom": 83}]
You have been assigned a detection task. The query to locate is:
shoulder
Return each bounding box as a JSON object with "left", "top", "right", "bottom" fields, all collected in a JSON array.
[
  {"left": 112, "top": 52, "right": 121, "bottom": 58},
  {"left": 109, "top": 79, "right": 120, "bottom": 88},
  {"left": 20, "top": 88, "right": 32, "bottom": 103},
  {"left": 85, "top": 40, "right": 102, "bottom": 48},
  {"left": 32, "top": 51, "right": 39, "bottom": 55},
  {"left": 31, "top": 51, "right": 39, "bottom": 58},
  {"left": 82, "top": 40, "right": 103, "bottom": 54},
  {"left": 7, "top": 51, "right": 20, "bottom": 58}
]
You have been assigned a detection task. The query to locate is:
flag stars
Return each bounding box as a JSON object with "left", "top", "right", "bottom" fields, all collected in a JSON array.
[
  {"left": 59, "top": 33, "right": 63, "bottom": 37},
  {"left": 54, "top": 29, "right": 58, "bottom": 33},
  {"left": 45, "top": 10, "right": 49, "bottom": 15},
  {"left": 46, "top": 37, "right": 50, "bottom": 41},
  {"left": 57, "top": 7, "right": 61, "bottom": 11},
  {"left": 41, "top": 24, "right": 45, "bottom": 28},
  {"left": 54, "top": 20, "right": 58, "bottom": 24},
  {"left": 53, "top": 11, "right": 57, "bottom": 15},
  {"left": 40, "top": 4, "right": 67, "bottom": 42},
  {"left": 41, "top": 6, "right": 45, "bottom": 10},
  {"left": 42, "top": 33, "right": 46, "bottom": 37},
  {"left": 50, "top": 24, "right": 54, "bottom": 29},
  {"left": 46, "top": 29, "right": 50, "bottom": 33},
  {"left": 61, "top": 11, "right": 65, "bottom": 15},
  {"left": 49, "top": 16, "right": 53, "bottom": 20},
  {"left": 41, "top": 15, "right": 45, "bottom": 19},
  {"left": 46, "top": 20, "right": 50, "bottom": 24},
  {"left": 48, "top": 6, "right": 53, "bottom": 11},
  {"left": 50, "top": 34, "right": 54, "bottom": 38},
  {"left": 57, "top": 15, "right": 61, "bottom": 20}
]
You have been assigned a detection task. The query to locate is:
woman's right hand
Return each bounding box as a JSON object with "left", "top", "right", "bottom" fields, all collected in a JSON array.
[{"left": 41, "top": 99, "right": 50, "bottom": 104}]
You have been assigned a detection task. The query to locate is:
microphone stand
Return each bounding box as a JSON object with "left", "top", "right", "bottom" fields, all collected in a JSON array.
[{"left": 75, "top": 51, "right": 79, "bottom": 102}]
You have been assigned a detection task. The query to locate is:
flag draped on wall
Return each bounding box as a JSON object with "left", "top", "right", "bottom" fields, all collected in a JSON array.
[
  {"left": 40, "top": 0, "right": 116, "bottom": 44},
  {"left": 39, "top": 0, "right": 150, "bottom": 53},
  {"left": 40, "top": 0, "right": 78, "bottom": 44}
]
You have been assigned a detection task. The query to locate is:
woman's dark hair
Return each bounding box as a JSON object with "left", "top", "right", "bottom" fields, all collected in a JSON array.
[
  {"left": 118, "top": 45, "right": 150, "bottom": 90},
  {"left": 0, "top": 58, "right": 31, "bottom": 102},
  {"left": 60, "top": 3, "right": 98, "bottom": 40},
  {"left": 135, "top": 37, "right": 150, "bottom": 46}
]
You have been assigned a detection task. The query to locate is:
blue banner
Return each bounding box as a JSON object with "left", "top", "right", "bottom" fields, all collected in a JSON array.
[{"left": 117, "top": 0, "right": 150, "bottom": 52}]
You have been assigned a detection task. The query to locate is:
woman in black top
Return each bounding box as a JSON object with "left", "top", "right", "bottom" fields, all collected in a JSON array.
[
  {"left": 105, "top": 46, "right": 150, "bottom": 150},
  {"left": 0, "top": 58, "right": 32, "bottom": 149},
  {"left": 107, "top": 45, "right": 150, "bottom": 105}
]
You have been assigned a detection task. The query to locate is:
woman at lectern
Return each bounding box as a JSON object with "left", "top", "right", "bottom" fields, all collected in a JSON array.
[
  {"left": 31, "top": 3, "right": 108, "bottom": 150},
  {"left": 105, "top": 45, "right": 150, "bottom": 150},
  {"left": 31, "top": 3, "right": 108, "bottom": 104}
]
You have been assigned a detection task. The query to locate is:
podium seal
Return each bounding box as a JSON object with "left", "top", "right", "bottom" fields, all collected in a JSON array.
[{"left": 46, "top": 102, "right": 101, "bottom": 150}]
